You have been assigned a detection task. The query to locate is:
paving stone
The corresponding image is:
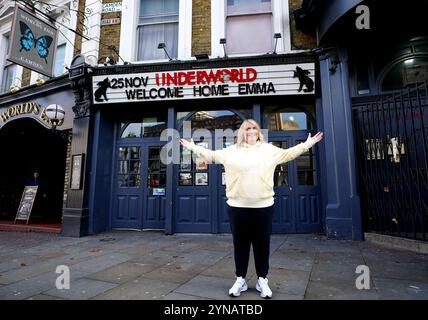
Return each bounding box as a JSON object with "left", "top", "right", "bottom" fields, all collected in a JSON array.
[
  {"left": 92, "top": 276, "right": 180, "bottom": 300},
  {"left": 131, "top": 250, "right": 181, "bottom": 266},
  {"left": 249, "top": 268, "right": 310, "bottom": 296},
  {"left": 142, "top": 262, "right": 208, "bottom": 284},
  {"left": 70, "top": 252, "right": 131, "bottom": 274},
  {"left": 45, "top": 278, "right": 118, "bottom": 300},
  {"left": 86, "top": 261, "right": 159, "bottom": 284},
  {"left": 0, "top": 231, "right": 427, "bottom": 300},
  {"left": 304, "top": 278, "right": 379, "bottom": 300},
  {"left": 269, "top": 252, "right": 314, "bottom": 272},
  {"left": 26, "top": 294, "right": 64, "bottom": 300},
  {"left": 179, "top": 249, "right": 228, "bottom": 266},
  {"left": 366, "top": 261, "right": 428, "bottom": 283},
  {"left": 0, "top": 269, "right": 87, "bottom": 300},
  {"left": 161, "top": 292, "right": 213, "bottom": 300},
  {"left": 174, "top": 275, "right": 240, "bottom": 300},
  {"left": 373, "top": 277, "right": 428, "bottom": 300}
]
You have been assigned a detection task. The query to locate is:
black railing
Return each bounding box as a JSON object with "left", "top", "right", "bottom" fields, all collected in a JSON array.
[{"left": 352, "top": 82, "right": 428, "bottom": 241}]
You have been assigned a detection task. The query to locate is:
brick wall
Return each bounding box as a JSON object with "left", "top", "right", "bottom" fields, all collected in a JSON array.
[
  {"left": 98, "top": 0, "right": 122, "bottom": 65},
  {"left": 288, "top": 0, "right": 316, "bottom": 50},
  {"left": 21, "top": 68, "right": 31, "bottom": 87},
  {"left": 73, "top": 0, "right": 86, "bottom": 57},
  {"left": 192, "top": 0, "right": 211, "bottom": 56}
]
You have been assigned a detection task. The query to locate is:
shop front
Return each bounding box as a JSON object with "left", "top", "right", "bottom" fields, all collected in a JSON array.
[
  {"left": 0, "top": 76, "right": 73, "bottom": 232},
  {"left": 64, "top": 53, "right": 323, "bottom": 236}
]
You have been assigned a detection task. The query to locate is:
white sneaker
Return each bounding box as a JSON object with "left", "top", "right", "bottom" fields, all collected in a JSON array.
[
  {"left": 228, "top": 277, "right": 248, "bottom": 297},
  {"left": 256, "top": 277, "right": 272, "bottom": 299}
]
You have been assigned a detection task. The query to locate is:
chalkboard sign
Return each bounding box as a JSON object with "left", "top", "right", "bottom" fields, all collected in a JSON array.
[{"left": 15, "top": 186, "right": 38, "bottom": 224}]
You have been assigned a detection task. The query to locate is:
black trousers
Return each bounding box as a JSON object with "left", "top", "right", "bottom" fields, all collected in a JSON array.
[{"left": 228, "top": 205, "right": 274, "bottom": 279}]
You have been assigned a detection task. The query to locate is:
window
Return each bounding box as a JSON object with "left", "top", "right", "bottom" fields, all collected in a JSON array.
[
  {"left": 226, "top": 0, "right": 273, "bottom": 55},
  {"left": 271, "top": 141, "right": 290, "bottom": 187},
  {"left": 382, "top": 57, "right": 428, "bottom": 91},
  {"left": 147, "top": 147, "right": 166, "bottom": 191},
  {"left": 264, "top": 105, "right": 314, "bottom": 131},
  {"left": 296, "top": 139, "right": 317, "bottom": 186},
  {"left": 117, "top": 147, "right": 141, "bottom": 187},
  {"left": 177, "top": 110, "right": 245, "bottom": 186},
  {"left": 137, "top": 0, "right": 179, "bottom": 61},
  {"left": 120, "top": 117, "right": 167, "bottom": 138},
  {"left": 1, "top": 36, "right": 17, "bottom": 93},
  {"left": 54, "top": 43, "right": 66, "bottom": 76}
]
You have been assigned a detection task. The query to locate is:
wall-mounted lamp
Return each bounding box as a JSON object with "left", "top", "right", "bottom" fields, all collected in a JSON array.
[
  {"left": 10, "top": 85, "right": 20, "bottom": 93},
  {"left": 106, "top": 45, "right": 129, "bottom": 65},
  {"left": 195, "top": 53, "right": 209, "bottom": 60},
  {"left": 36, "top": 77, "right": 45, "bottom": 86},
  {"left": 219, "top": 38, "right": 227, "bottom": 58},
  {"left": 329, "top": 56, "right": 340, "bottom": 74},
  {"left": 272, "top": 33, "right": 282, "bottom": 54},
  {"left": 45, "top": 104, "right": 65, "bottom": 131},
  {"left": 157, "top": 43, "right": 172, "bottom": 61},
  {"left": 104, "top": 56, "right": 116, "bottom": 66},
  {"left": 10, "top": 77, "right": 22, "bottom": 93}
]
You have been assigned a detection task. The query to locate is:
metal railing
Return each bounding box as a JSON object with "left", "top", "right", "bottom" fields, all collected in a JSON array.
[{"left": 352, "top": 82, "right": 428, "bottom": 241}]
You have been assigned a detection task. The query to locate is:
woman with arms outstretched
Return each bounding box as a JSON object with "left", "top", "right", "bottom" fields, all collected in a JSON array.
[{"left": 180, "top": 119, "right": 323, "bottom": 299}]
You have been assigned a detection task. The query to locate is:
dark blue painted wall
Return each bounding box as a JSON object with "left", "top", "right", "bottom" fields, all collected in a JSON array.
[
  {"left": 318, "top": 48, "right": 363, "bottom": 240},
  {"left": 88, "top": 110, "right": 115, "bottom": 234}
]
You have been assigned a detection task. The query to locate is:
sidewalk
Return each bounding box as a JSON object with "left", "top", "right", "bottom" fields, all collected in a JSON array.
[{"left": 0, "top": 230, "right": 427, "bottom": 300}]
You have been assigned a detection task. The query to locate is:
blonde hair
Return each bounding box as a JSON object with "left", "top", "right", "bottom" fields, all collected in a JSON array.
[{"left": 236, "top": 119, "right": 265, "bottom": 147}]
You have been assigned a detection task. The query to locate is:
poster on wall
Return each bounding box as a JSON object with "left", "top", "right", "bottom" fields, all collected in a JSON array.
[
  {"left": 179, "top": 173, "right": 192, "bottom": 186},
  {"left": 195, "top": 173, "right": 208, "bottom": 186},
  {"left": 8, "top": 5, "right": 58, "bottom": 77}
]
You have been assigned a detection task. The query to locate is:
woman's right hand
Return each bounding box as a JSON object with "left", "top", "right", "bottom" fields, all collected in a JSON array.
[{"left": 179, "top": 138, "right": 195, "bottom": 150}]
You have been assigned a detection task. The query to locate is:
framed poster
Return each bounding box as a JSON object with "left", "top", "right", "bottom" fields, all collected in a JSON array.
[
  {"left": 179, "top": 173, "right": 192, "bottom": 186},
  {"left": 195, "top": 157, "right": 208, "bottom": 170},
  {"left": 195, "top": 172, "right": 208, "bottom": 186},
  {"left": 71, "top": 154, "right": 84, "bottom": 189},
  {"left": 181, "top": 147, "right": 192, "bottom": 170},
  {"left": 15, "top": 186, "right": 38, "bottom": 224}
]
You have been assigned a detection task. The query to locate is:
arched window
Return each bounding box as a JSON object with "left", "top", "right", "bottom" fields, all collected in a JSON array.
[
  {"left": 263, "top": 105, "right": 314, "bottom": 131},
  {"left": 120, "top": 117, "right": 167, "bottom": 138},
  {"left": 176, "top": 109, "right": 247, "bottom": 187},
  {"left": 381, "top": 57, "right": 428, "bottom": 92},
  {"left": 177, "top": 110, "right": 247, "bottom": 131}
]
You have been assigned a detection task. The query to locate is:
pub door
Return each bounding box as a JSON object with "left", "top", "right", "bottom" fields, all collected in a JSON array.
[
  {"left": 111, "top": 140, "right": 166, "bottom": 229},
  {"left": 269, "top": 133, "right": 322, "bottom": 233}
]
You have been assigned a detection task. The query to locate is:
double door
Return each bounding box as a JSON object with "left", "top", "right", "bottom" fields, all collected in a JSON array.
[
  {"left": 174, "top": 134, "right": 322, "bottom": 233},
  {"left": 111, "top": 141, "right": 166, "bottom": 229},
  {"left": 269, "top": 134, "right": 322, "bottom": 233}
]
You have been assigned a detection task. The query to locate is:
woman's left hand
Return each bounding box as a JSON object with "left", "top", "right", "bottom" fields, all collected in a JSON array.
[{"left": 305, "top": 132, "right": 324, "bottom": 148}]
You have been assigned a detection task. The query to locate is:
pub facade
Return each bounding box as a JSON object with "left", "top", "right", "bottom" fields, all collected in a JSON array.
[{"left": 1, "top": 0, "right": 368, "bottom": 240}]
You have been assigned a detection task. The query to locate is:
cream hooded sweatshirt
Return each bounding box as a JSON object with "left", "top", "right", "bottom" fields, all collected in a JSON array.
[{"left": 188, "top": 141, "right": 310, "bottom": 208}]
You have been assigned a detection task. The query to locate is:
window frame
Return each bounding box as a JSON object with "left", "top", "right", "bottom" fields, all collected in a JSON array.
[
  {"left": 0, "top": 28, "right": 22, "bottom": 94},
  {"left": 120, "top": 0, "right": 192, "bottom": 64},
  {"left": 211, "top": 0, "right": 292, "bottom": 58},
  {"left": 30, "top": 0, "right": 76, "bottom": 83}
]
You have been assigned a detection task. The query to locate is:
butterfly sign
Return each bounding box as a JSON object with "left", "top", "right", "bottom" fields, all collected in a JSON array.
[{"left": 19, "top": 21, "right": 53, "bottom": 64}]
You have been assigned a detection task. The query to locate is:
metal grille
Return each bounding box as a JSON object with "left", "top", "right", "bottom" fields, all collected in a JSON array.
[{"left": 352, "top": 82, "right": 428, "bottom": 241}]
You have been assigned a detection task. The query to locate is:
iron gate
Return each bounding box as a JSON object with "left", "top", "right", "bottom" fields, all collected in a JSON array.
[{"left": 352, "top": 82, "right": 428, "bottom": 241}]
